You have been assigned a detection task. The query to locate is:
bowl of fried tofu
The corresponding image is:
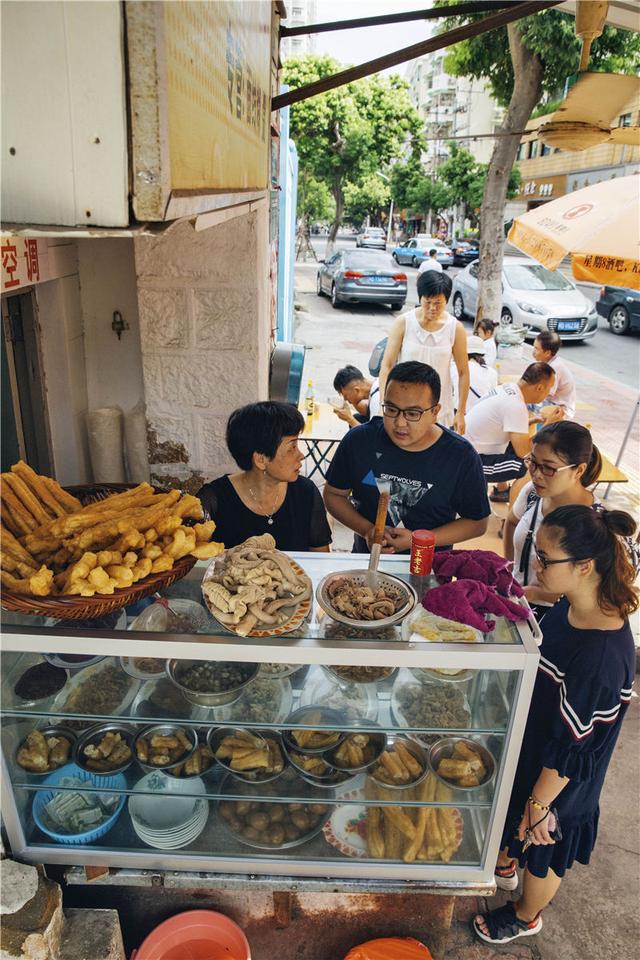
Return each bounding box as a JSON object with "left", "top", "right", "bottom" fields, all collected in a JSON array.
[{"left": 428, "top": 737, "right": 495, "bottom": 791}]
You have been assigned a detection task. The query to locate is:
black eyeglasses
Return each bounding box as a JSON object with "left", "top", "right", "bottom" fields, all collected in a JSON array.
[
  {"left": 524, "top": 455, "right": 577, "bottom": 478},
  {"left": 382, "top": 402, "right": 438, "bottom": 422},
  {"left": 534, "top": 547, "right": 589, "bottom": 569}
]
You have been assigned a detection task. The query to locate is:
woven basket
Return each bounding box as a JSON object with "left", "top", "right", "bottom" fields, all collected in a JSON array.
[{"left": 1, "top": 483, "right": 197, "bottom": 621}]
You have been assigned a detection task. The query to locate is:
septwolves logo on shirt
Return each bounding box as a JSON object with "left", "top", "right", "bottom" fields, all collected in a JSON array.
[{"left": 361, "top": 469, "right": 433, "bottom": 525}]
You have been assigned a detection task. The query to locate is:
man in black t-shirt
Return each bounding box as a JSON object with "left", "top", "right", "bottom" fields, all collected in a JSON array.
[{"left": 324, "top": 361, "right": 490, "bottom": 553}]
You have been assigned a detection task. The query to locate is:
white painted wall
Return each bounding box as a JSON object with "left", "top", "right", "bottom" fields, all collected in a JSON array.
[
  {"left": 134, "top": 202, "right": 272, "bottom": 488},
  {"left": 1, "top": 1, "right": 128, "bottom": 227},
  {"left": 77, "top": 239, "right": 145, "bottom": 412}
]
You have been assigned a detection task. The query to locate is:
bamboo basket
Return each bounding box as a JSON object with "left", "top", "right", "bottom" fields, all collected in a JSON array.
[{"left": 0, "top": 483, "right": 197, "bottom": 621}]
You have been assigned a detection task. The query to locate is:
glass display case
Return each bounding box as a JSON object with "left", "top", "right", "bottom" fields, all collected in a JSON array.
[{"left": 1, "top": 554, "right": 539, "bottom": 887}]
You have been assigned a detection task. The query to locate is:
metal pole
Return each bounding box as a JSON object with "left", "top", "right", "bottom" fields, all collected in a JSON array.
[
  {"left": 387, "top": 199, "right": 394, "bottom": 245},
  {"left": 603, "top": 395, "right": 639, "bottom": 501}
]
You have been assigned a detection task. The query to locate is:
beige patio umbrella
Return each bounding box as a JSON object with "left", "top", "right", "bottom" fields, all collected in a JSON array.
[{"left": 508, "top": 174, "right": 640, "bottom": 290}]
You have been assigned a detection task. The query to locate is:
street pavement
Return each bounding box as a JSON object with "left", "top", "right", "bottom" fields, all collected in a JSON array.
[
  {"left": 306, "top": 235, "right": 640, "bottom": 390},
  {"left": 293, "top": 250, "right": 640, "bottom": 960}
]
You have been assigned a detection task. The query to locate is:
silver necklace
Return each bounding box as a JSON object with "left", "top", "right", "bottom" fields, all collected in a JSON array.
[{"left": 247, "top": 481, "right": 281, "bottom": 525}]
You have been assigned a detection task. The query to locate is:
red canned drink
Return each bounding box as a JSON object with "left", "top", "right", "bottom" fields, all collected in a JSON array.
[{"left": 410, "top": 530, "right": 436, "bottom": 576}]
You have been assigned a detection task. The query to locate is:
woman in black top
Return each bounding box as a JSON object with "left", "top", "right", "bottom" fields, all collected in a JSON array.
[{"left": 197, "top": 401, "right": 331, "bottom": 552}]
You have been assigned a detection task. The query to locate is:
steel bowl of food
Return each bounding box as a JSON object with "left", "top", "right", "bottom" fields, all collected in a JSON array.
[
  {"left": 281, "top": 706, "right": 347, "bottom": 756},
  {"left": 166, "top": 659, "right": 260, "bottom": 707},
  {"left": 74, "top": 723, "right": 135, "bottom": 776},
  {"left": 15, "top": 726, "right": 77, "bottom": 776},
  {"left": 428, "top": 737, "right": 495, "bottom": 792},
  {"left": 207, "top": 727, "right": 286, "bottom": 784},
  {"left": 316, "top": 570, "right": 416, "bottom": 630},
  {"left": 133, "top": 723, "right": 197, "bottom": 773},
  {"left": 323, "top": 664, "right": 396, "bottom": 686},
  {"left": 368, "top": 735, "right": 428, "bottom": 791},
  {"left": 324, "top": 722, "right": 387, "bottom": 775}
]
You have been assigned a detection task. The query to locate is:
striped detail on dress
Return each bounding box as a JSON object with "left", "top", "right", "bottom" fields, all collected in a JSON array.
[{"left": 539, "top": 656, "right": 632, "bottom": 742}]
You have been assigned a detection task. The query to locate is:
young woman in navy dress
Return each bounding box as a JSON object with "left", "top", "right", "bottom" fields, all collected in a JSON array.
[{"left": 474, "top": 504, "right": 637, "bottom": 945}]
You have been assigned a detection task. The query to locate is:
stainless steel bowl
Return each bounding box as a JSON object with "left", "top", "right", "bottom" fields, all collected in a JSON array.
[
  {"left": 207, "top": 727, "right": 286, "bottom": 784},
  {"left": 14, "top": 726, "right": 77, "bottom": 776},
  {"left": 280, "top": 737, "right": 343, "bottom": 785},
  {"left": 166, "top": 659, "right": 260, "bottom": 707},
  {"left": 316, "top": 569, "right": 416, "bottom": 630},
  {"left": 133, "top": 723, "right": 197, "bottom": 773},
  {"left": 323, "top": 664, "right": 397, "bottom": 686},
  {"left": 428, "top": 737, "right": 495, "bottom": 791},
  {"left": 281, "top": 706, "right": 347, "bottom": 755},
  {"left": 73, "top": 722, "right": 135, "bottom": 776},
  {"left": 325, "top": 722, "right": 387, "bottom": 774},
  {"left": 368, "top": 735, "right": 428, "bottom": 791}
]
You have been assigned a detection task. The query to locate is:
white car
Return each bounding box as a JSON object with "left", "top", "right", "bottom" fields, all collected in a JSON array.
[{"left": 451, "top": 256, "right": 599, "bottom": 341}]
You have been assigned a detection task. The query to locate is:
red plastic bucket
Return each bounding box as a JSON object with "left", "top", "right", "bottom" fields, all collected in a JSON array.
[
  {"left": 344, "top": 937, "right": 433, "bottom": 960},
  {"left": 131, "top": 910, "right": 251, "bottom": 960}
]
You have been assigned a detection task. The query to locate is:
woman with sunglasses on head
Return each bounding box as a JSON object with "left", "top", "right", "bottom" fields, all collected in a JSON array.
[
  {"left": 475, "top": 504, "right": 638, "bottom": 946},
  {"left": 504, "top": 422, "right": 603, "bottom": 619}
]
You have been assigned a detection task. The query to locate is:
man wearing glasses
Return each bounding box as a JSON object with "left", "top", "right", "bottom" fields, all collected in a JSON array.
[{"left": 323, "top": 361, "right": 490, "bottom": 553}]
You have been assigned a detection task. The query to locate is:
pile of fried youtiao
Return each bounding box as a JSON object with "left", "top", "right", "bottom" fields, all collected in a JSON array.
[
  {"left": 365, "top": 771, "right": 460, "bottom": 863},
  {"left": 0, "top": 461, "right": 223, "bottom": 598}
]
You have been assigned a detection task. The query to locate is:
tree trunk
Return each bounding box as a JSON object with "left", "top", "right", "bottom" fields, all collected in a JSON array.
[
  {"left": 476, "top": 24, "right": 543, "bottom": 328},
  {"left": 328, "top": 180, "right": 344, "bottom": 255}
]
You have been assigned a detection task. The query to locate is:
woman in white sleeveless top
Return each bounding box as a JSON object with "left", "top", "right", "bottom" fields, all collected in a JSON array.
[{"left": 379, "top": 270, "right": 469, "bottom": 432}]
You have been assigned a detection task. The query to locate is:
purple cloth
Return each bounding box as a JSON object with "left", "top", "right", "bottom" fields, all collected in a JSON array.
[
  {"left": 432, "top": 549, "right": 524, "bottom": 598},
  {"left": 422, "top": 579, "right": 529, "bottom": 633}
]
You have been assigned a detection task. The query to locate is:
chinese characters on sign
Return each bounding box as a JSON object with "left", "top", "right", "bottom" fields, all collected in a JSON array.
[
  {"left": 1, "top": 238, "right": 47, "bottom": 292},
  {"left": 164, "top": 0, "right": 271, "bottom": 191},
  {"left": 582, "top": 255, "right": 629, "bottom": 273}
]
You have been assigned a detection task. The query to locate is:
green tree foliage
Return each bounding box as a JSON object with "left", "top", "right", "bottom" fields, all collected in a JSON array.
[
  {"left": 390, "top": 158, "right": 452, "bottom": 224},
  {"left": 434, "top": 3, "right": 640, "bottom": 321},
  {"left": 344, "top": 174, "right": 390, "bottom": 227},
  {"left": 298, "top": 173, "right": 335, "bottom": 225},
  {"left": 442, "top": 8, "right": 640, "bottom": 107},
  {"left": 282, "top": 55, "right": 423, "bottom": 245}
]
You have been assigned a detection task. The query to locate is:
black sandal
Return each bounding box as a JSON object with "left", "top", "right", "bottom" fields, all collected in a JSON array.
[{"left": 473, "top": 902, "right": 542, "bottom": 945}]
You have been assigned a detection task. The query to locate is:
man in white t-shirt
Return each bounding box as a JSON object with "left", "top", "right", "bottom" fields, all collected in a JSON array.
[
  {"left": 332, "top": 365, "right": 380, "bottom": 426},
  {"left": 532, "top": 331, "right": 576, "bottom": 420},
  {"left": 418, "top": 248, "right": 443, "bottom": 274},
  {"left": 464, "top": 362, "right": 555, "bottom": 483}
]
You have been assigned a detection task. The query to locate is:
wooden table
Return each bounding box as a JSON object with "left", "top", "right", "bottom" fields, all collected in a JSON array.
[{"left": 298, "top": 401, "right": 348, "bottom": 480}]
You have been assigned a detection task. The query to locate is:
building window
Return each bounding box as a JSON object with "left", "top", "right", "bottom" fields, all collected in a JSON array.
[
  {"left": 541, "top": 143, "right": 551, "bottom": 156},
  {"left": 528, "top": 140, "right": 538, "bottom": 159},
  {"left": 516, "top": 143, "right": 526, "bottom": 161},
  {"left": 619, "top": 113, "right": 632, "bottom": 127}
]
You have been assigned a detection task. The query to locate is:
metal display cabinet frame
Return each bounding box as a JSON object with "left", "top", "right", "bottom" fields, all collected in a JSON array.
[{"left": 1, "top": 554, "right": 540, "bottom": 889}]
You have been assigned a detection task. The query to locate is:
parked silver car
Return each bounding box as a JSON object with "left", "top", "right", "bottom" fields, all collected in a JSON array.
[
  {"left": 355, "top": 227, "right": 387, "bottom": 250},
  {"left": 451, "top": 256, "right": 598, "bottom": 341},
  {"left": 317, "top": 249, "right": 407, "bottom": 310}
]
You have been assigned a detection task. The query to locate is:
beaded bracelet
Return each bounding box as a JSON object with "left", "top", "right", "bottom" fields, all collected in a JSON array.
[{"left": 528, "top": 795, "right": 550, "bottom": 812}]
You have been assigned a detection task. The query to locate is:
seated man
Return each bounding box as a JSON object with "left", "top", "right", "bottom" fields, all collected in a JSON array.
[
  {"left": 464, "top": 362, "right": 555, "bottom": 498},
  {"left": 332, "top": 365, "right": 380, "bottom": 427},
  {"left": 324, "top": 360, "right": 490, "bottom": 553},
  {"left": 531, "top": 330, "right": 576, "bottom": 422}
]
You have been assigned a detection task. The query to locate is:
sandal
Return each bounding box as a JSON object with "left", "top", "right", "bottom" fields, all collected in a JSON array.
[
  {"left": 473, "top": 902, "right": 542, "bottom": 945},
  {"left": 489, "top": 487, "right": 510, "bottom": 503},
  {"left": 495, "top": 859, "right": 519, "bottom": 891}
]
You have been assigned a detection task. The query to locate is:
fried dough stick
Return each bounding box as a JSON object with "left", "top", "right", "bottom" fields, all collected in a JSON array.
[
  {"left": 0, "top": 550, "right": 38, "bottom": 578},
  {"left": 0, "top": 482, "right": 37, "bottom": 533},
  {"left": 1, "top": 524, "right": 37, "bottom": 566},
  {"left": 2, "top": 472, "right": 51, "bottom": 525},
  {"left": 12, "top": 460, "right": 81, "bottom": 514},
  {"left": 48, "top": 484, "right": 159, "bottom": 537}
]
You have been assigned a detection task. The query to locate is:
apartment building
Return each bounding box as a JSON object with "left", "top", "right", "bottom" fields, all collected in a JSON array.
[
  {"left": 281, "top": 0, "right": 317, "bottom": 59},
  {"left": 508, "top": 95, "right": 640, "bottom": 218}
]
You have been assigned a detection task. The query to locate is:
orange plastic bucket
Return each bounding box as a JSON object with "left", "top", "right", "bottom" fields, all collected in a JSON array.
[
  {"left": 132, "top": 910, "right": 251, "bottom": 960},
  {"left": 344, "top": 937, "right": 433, "bottom": 960}
]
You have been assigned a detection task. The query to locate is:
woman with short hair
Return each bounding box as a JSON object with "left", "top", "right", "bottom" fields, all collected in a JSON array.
[
  {"left": 197, "top": 401, "right": 331, "bottom": 552},
  {"left": 378, "top": 270, "right": 469, "bottom": 432}
]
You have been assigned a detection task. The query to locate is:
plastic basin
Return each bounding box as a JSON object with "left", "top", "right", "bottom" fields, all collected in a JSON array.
[{"left": 132, "top": 910, "right": 251, "bottom": 960}]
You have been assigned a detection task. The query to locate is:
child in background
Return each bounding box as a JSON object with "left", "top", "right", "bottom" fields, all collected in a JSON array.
[
  {"left": 532, "top": 331, "right": 576, "bottom": 422},
  {"left": 475, "top": 318, "right": 498, "bottom": 368}
]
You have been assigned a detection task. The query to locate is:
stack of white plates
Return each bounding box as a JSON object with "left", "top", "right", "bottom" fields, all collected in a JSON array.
[{"left": 128, "top": 771, "right": 209, "bottom": 849}]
